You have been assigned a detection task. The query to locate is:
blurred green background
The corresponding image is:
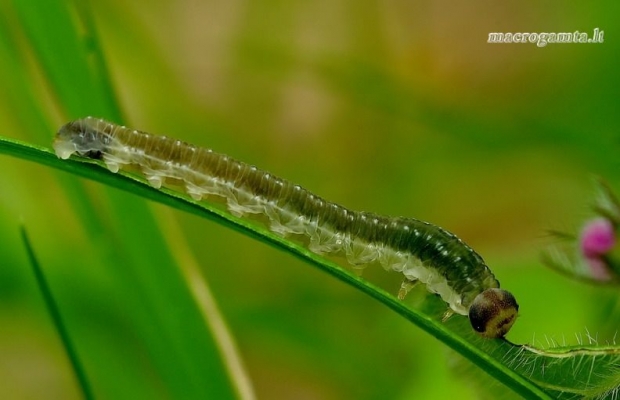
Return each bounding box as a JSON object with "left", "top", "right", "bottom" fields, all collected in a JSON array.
[{"left": 0, "top": 0, "right": 619, "bottom": 399}]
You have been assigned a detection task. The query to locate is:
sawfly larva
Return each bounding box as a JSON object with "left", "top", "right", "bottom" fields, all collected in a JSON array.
[{"left": 54, "top": 117, "right": 519, "bottom": 338}]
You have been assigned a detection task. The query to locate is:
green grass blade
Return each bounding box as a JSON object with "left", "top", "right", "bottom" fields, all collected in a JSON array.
[
  {"left": 7, "top": 135, "right": 620, "bottom": 398},
  {"left": 19, "top": 226, "right": 94, "bottom": 400}
]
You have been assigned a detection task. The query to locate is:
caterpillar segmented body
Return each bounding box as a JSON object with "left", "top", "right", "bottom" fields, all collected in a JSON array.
[{"left": 54, "top": 117, "right": 519, "bottom": 338}]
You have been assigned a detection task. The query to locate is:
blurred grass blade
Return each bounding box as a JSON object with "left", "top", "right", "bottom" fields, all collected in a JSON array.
[
  {"left": 13, "top": 0, "right": 121, "bottom": 120},
  {"left": 20, "top": 226, "right": 94, "bottom": 400},
  {"left": 13, "top": 1, "right": 245, "bottom": 397},
  {"left": 156, "top": 209, "right": 257, "bottom": 400}
]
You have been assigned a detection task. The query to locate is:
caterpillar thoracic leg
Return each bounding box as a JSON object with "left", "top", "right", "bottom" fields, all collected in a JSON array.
[{"left": 398, "top": 279, "right": 419, "bottom": 300}]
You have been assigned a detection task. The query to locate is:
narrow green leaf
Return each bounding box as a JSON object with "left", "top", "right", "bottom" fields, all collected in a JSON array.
[
  {"left": 5, "top": 135, "right": 618, "bottom": 398},
  {"left": 20, "top": 226, "right": 94, "bottom": 400}
]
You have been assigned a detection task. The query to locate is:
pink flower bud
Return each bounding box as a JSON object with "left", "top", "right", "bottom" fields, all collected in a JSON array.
[{"left": 580, "top": 218, "right": 616, "bottom": 258}]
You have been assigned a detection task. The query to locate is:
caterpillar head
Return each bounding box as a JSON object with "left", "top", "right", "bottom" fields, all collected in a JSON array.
[
  {"left": 54, "top": 117, "right": 111, "bottom": 160},
  {"left": 468, "top": 288, "right": 518, "bottom": 338}
]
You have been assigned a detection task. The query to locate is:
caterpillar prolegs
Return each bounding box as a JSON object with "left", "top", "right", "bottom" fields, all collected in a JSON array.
[{"left": 54, "top": 117, "right": 519, "bottom": 338}]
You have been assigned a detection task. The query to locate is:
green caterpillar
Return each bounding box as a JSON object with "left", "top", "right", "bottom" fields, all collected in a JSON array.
[{"left": 54, "top": 117, "right": 519, "bottom": 338}]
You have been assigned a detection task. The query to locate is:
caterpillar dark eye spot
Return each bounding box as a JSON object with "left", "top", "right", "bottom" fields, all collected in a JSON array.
[
  {"left": 468, "top": 288, "right": 519, "bottom": 338},
  {"left": 55, "top": 117, "right": 519, "bottom": 337}
]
